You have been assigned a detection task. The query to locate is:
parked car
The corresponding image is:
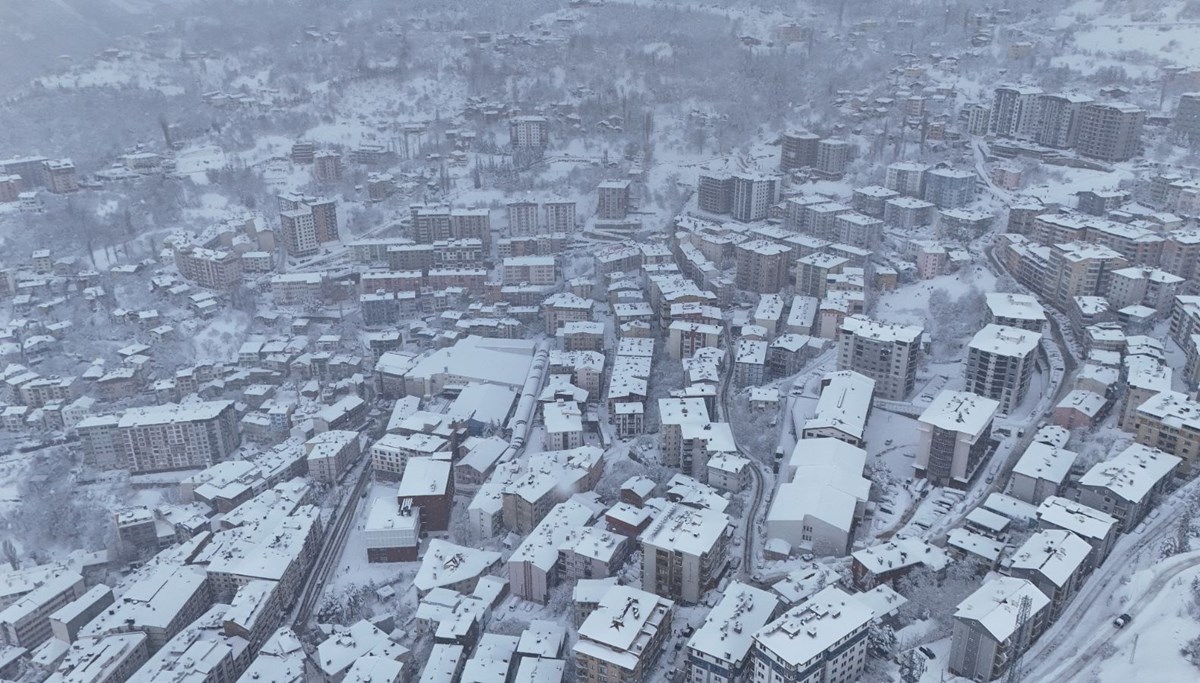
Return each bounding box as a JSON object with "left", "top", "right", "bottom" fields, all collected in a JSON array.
[{"left": 1113, "top": 613, "right": 1132, "bottom": 628}]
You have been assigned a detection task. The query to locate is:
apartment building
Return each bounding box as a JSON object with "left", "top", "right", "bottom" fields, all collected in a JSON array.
[
  {"left": 509, "top": 116, "right": 549, "bottom": 149},
  {"left": 544, "top": 200, "right": 576, "bottom": 232},
  {"left": 0, "top": 570, "right": 84, "bottom": 648},
  {"left": 640, "top": 502, "right": 731, "bottom": 604},
  {"left": 506, "top": 201, "right": 540, "bottom": 235},
  {"left": 502, "top": 256, "right": 556, "bottom": 285},
  {"left": 573, "top": 585, "right": 673, "bottom": 683},
  {"left": 277, "top": 196, "right": 338, "bottom": 257},
  {"left": 949, "top": 577, "right": 1050, "bottom": 682},
  {"left": 684, "top": 582, "right": 779, "bottom": 683},
  {"left": 836, "top": 315, "right": 923, "bottom": 401},
  {"left": 885, "top": 162, "right": 929, "bottom": 197},
  {"left": 914, "top": 390, "right": 999, "bottom": 488},
  {"left": 815, "top": 138, "right": 851, "bottom": 178},
  {"left": 597, "top": 180, "right": 631, "bottom": 220},
  {"left": 1131, "top": 390, "right": 1200, "bottom": 477},
  {"left": 97, "top": 401, "right": 241, "bottom": 473},
  {"left": 750, "top": 587, "right": 873, "bottom": 683},
  {"left": 965, "top": 324, "right": 1041, "bottom": 415},
  {"left": 734, "top": 239, "right": 789, "bottom": 293},
  {"left": 1004, "top": 530, "right": 1091, "bottom": 618},
  {"left": 780, "top": 130, "right": 820, "bottom": 170},
  {"left": 990, "top": 84, "right": 1043, "bottom": 140},
  {"left": 1036, "top": 93, "right": 1092, "bottom": 148},
  {"left": 697, "top": 172, "right": 733, "bottom": 214},
  {"left": 174, "top": 245, "right": 243, "bottom": 290},
  {"left": 730, "top": 173, "right": 779, "bottom": 222},
  {"left": 923, "top": 167, "right": 977, "bottom": 209},
  {"left": 1075, "top": 102, "right": 1144, "bottom": 162},
  {"left": 1072, "top": 443, "right": 1180, "bottom": 532}
]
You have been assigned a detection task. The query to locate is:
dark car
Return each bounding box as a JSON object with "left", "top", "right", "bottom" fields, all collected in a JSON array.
[{"left": 1113, "top": 613, "right": 1132, "bottom": 628}]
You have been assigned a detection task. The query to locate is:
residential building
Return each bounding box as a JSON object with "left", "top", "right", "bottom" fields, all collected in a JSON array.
[
  {"left": 780, "top": 131, "right": 820, "bottom": 170},
  {"left": 801, "top": 371, "right": 874, "bottom": 447},
  {"left": 509, "top": 116, "right": 549, "bottom": 149},
  {"left": 949, "top": 577, "right": 1050, "bottom": 682},
  {"left": 1004, "top": 530, "right": 1091, "bottom": 618},
  {"left": 914, "top": 391, "right": 999, "bottom": 488},
  {"left": 836, "top": 315, "right": 923, "bottom": 401},
  {"left": 1131, "top": 391, "right": 1200, "bottom": 476},
  {"left": 923, "top": 167, "right": 977, "bottom": 209},
  {"left": 964, "top": 324, "right": 1041, "bottom": 415},
  {"left": 990, "top": 84, "right": 1043, "bottom": 140},
  {"left": 984, "top": 293, "right": 1046, "bottom": 332},
  {"left": 597, "top": 180, "right": 631, "bottom": 220},
  {"left": 1175, "top": 92, "right": 1200, "bottom": 144},
  {"left": 1075, "top": 102, "right": 1144, "bottom": 162},
  {"left": 572, "top": 585, "right": 673, "bottom": 683},
  {"left": 814, "top": 139, "right": 851, "bottom": 178},
  {"left": 684, "top": 582, "right": 779, "bottom": 683},
  {"left": 697, "top": 172, "right": 733, "bottom": 215},
  {"left": 1072, "top": 444, "right": 1180, "bottom": 532},
  {"left": 750, "top": 587, "right": 873, "bottom": 683},
  {"left": 1036, "top": 93, "right": 1092, "bottom": 148},
  {"left": 734, "top": 240, "right": 789, "bottom": 293},
  {"left": 730, "top": 173, "right": 779, "bottom": 222},
  {"left": 640, "top": 502, "right": 730, "bottom": 604}
]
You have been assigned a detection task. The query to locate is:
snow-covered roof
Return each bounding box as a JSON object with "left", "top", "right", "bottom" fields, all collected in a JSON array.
[
  {"left": 968, "top": 324, "right": 1040, "bottom": 358},
  {"left": 803, "top": 371, "right": 875, "bottom": 442},
  {"left": 1012, "top": 441, "right": 1077, "bottom": 486},
  {"left": 574, "top": 585, "right": 672, "bottom": 670},
  {"left": 753, "top": 587, "right": 873, "bottom": 667},
  {"left": 946, "top": 527, "right": 1004, "bottom": 562},
  {"left": 839, "top": 314, "right": 923, "bottom": 344},
  {"left": 954, "top": 576, "right": 1050, "bottom": 642},
  {"left": 685, "top": 582, "right": 778, "bottom": 666},
  {"left": 1036, "top": 496, "right": 1117, "bottom": 542},
  {"left": 918, "top": 390, "right": 998, "bottom": 437},
  {"left": 1006, "top": 530, "right": 1091, "bottom": 588},
  {"left": 640, "top": 502, "right": 729, "bottom": 557},
  {"left": 1078, "top": 443, "right": 1180, "bottom": 504},
  {"left": 851, "top": 537, "right": 950, "bottom": 575},
  {"left": 1055, "top": 389, "right": 1106, "bottom": 417},
  {"left": 413, "top": 540, "right": 500, "bottom": 593}
]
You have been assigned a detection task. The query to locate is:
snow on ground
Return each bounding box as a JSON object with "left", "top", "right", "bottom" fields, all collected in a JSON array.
[
  {"left": 174, "top": 145, "right": 230, "bottom": 182},
  {"left": 191, "top": 310, "right": 250, "bottom": 362},
  {"left": 875, "top": 267, "right": 996, "bottom": 328},
  {"left": 35, "top": 56, "right": 185, "bottom": 95},
  {"left": 1093, "top": 560, "right": 1200, "bottom": 683},
  {"left": 1021, "top": 165, "right": 1135, "bottom": 207},
  {"left": 325, "top": 482, "right": 415, "bottom": 594}
]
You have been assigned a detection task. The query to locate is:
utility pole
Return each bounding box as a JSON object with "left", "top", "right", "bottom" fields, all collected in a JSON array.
[{"left": 1004, "top": 595, "right": 1033, "bottom": 683}]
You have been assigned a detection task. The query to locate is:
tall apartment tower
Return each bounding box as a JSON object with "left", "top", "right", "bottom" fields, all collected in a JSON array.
[
  {"left": 279, "top": 194, "right": 338, "bottom": 256},
  {"left": 780, "top": 130, "right": 821, "bottom": 170},
  {"left": 965, "top": 324, "right": 1041, "bottom": 415},
  {"left": 544, "top": 201, "right": 576, "bottom": 232},
  {"left": 730, "top": 173, "right": 778, "bottom": 222},
  {"left": 597, "top": 180, "right": 631, "bottom": 220},
  {"left": 884, "top": 162, "right": 929, "bottom": 197},
  {"left": 1174, "top": 93, "right": 1200, "bottom": 144},
  {"left": 697, "top": 172, "right": 733, "bottom": 215},
  {"left": 1075, "top": 102, "right": 1145, "bottom": 162},
  {"left": 815, "top": 138, "right": 851, "bottom": 178},
  {"left": 923, "top": 168, "right": 977, "bottom": 209},
  {"left": 1036, "top": 93, "right": 1093, "bottom": 149},
  {"left": 990, "top": 84, "right": 1043, "bottom": 139},
  {"left": 836, "top": 315, "right": 924, "bottom": 401},
  {"left": 506, "top": 201, "right": 540, "bottom": 235},
  {"left": 509, "top": 116, "right": 549, "bottom": 149}
]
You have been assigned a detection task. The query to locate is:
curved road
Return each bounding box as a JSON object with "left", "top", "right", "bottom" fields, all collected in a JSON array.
[{"left": 1022, "top": 477, "right": 1200, "bottom": 681}]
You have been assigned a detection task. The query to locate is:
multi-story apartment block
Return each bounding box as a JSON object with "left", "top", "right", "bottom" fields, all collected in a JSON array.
[
  {"left": 597, "top": 180, "right": 631, "bottom": 220},
  {"left": 640, "top": 502, "right": 730, "bottom": 604},
  {"left": 506, "top": 201, "right": 540, "bottom": 235},
  {"left": 174, "top": 245, "right": 243, "bottom": 290},
  {"left": 509, "top": 115, "right": 549, "bottom": 149},
  {"left": 780, "top": 130, "right": 820, "bottom": 170},
  {"left": 697, "top": 172, "right": 733, "bottom": 214},
  {"left": 985, "top": 292, "right": 1047, "bottom": 331},
  {"left": 990, "top": 84, "right": 1043, "bottom": 139},
  {"left": 1045, "top": 242, "right": 1129, "bottom": 307},
  {"left": 885, "top": 162, "right": 929, "bottom": 197},
  {"left": 1072, "top": 443, "right": 1180, "bottom": 532},
  {"left": 278, "top": 196, "right": 338, "bottom": 257},
  {"left": 658, "top": 397, "right": 710, "bottom": 471},
  {"left": 502, "top": 256, "right": 556, "bottom": 285},
  {"left": 794, "top": 252, "right": 848, "bottom": 299},
  {"left": 0, "top": 570, "right": 85, "bottom": 648},
  {"left": 1131, "top": 391, "right": 1200, "bottom": 477},
  {"left": 1004, "top": 529, "right": 1091, "bottom": 618},
  {"left": 836, "top": 315, "right": 923, "bottom": 401},
  {"left": 734, "top": 239, "right": 789, "bottom": 293},
  {"left": 965, "top": 324, "right": 1041, "bottom": 415},
  {"left": 573, "top": 585, "right": 673, "bottom": 683},
  {"left": 684, "top": 582, "right": 779, "bottom": 683},
  {"left": 43, "top": 159, "right": 79, "bottom": 193},
  {"left": 1075, "top": 102, "right": 1145, "bottom": 162},
  {"left": 915, "top": 390, "right": 999, "bottom": 488},
  {"left": 544, "top": 200, "right": 576, "bottom": 232},
  {"left": 730, "top": 173, "right": 779, "bottom": 222},
  {"left": 814, "top": 138, "right": 851, "bottom": 178},
  {"left": 923, "top": 167, "right": 977, "bottom": 209},
  {"left": 883, "top": 196, "right": 936, "bottom": 228},
  {"left": 109, "top": 401, "right": 241, "bottom": 473},
  {"left": 1036, "top": 93, "right": 1092, "bottom": 148},
  {"left": 750, "top": 587, "right": 873, "bottom": 683},
  {"left": 949, "top": 577, "right": 1050, "bottom": 682},
  {"left": 1175, "top": 92, "right": 1200, "bottom": 144}
]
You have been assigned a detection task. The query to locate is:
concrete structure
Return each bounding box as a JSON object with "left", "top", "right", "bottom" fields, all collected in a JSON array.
[
  {"left": 836, "top": 315, "right": 922, "bottom": 401},
  {"left": 572, "top": 585, "right": 673, "bottom": 683},
  {"left": 640, "top": 502, "right": 730, "bottom": 604},
  {"left": 914, "top": 391, "right": 999, "bottom": 488},
  {"left": 750, "top": 587, "right": 873, "bottom": 683},
  {"left": 949, "top": 577, "right": 1050, "bottom": 682},
  {"left": 1075, "top": 102, "right": 1144, "bottom": 162},
  {"left": 965, "top": 324, "right": 1041, "bottom": 415}
]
